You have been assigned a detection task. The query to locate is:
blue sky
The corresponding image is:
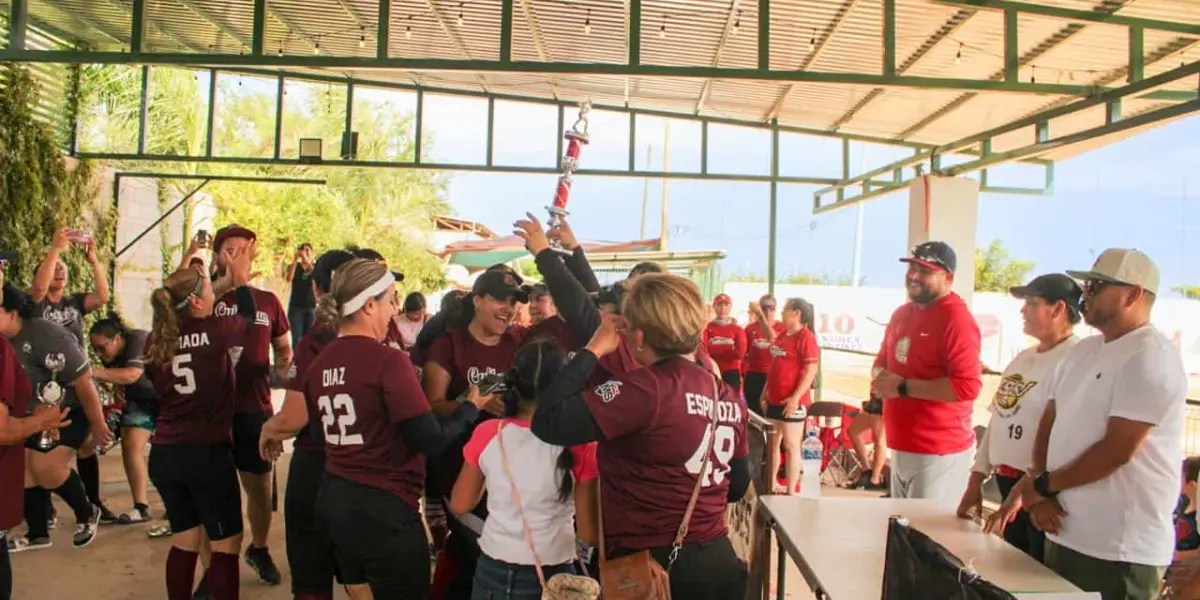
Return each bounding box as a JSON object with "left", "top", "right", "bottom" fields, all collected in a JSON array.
[{"left": 411, "top": 94, "right": 1199, "bottom": 296}]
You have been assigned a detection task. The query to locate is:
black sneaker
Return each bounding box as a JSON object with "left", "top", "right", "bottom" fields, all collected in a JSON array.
[
  {"left": 97, "top": 503, "right": 119, "bottom": 525},
  {"left": 73, "top": 506, "right": 101, "bottom": 548},
  {"left": 191, "top": 572, "right": 209, "bottom": 600},
  {"left": 244, "top": 546, "right": 282, "bottom": 585},
  {"left": 7, "top": 536, "right": 52, "bottom": 553}
]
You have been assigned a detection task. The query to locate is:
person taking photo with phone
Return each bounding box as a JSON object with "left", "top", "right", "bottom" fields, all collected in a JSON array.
[{"left": 285, "top": 243, "right": 317, "bottom": 346}]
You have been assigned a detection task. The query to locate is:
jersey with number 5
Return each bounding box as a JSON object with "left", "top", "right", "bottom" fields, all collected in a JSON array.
[
  {"left": 302, "top": 335, "right": 432, "bottom": 508},
  {"left": 583, "top": 357, "right": 749, "bottom": 554},
  {"left": 146, "top": 315, "right": 245, "bottom": 445}
]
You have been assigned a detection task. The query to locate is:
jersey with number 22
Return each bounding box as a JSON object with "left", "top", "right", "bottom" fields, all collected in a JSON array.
[{"left": 583, "top": 357, "right": 749, "bottom": 554}]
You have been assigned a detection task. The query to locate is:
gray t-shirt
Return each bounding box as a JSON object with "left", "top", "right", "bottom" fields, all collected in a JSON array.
[
  {"left": 11, "top": 318, "right": 91, "bottom": 412},
  {"left": 33, "top": 293, "right": 90, "bottom": 347}
]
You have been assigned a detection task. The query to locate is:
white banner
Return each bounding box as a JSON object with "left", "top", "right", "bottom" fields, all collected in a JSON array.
[{"left": 723, "top": 282, "right": 1200, "bottom": 376}]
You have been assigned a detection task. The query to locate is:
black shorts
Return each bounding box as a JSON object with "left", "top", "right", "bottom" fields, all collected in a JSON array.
[
  {"left": 149, "top": 443, "right": 244, "bottom": 541},
  {"left": 720, "top": 370, "right": 741, "bottom": 394},
  {"left": 24, "top": 405, "right": 89, "bottom": 452},
  {"left": 318, "top": 474, "right": 430, "bottom": 599},
  {"left": 764, "top": 403, "right": 807, "bottom": 423},
  {"left": 232, "top": 412, "right": 272, "bottom": 474},
  {"left": 285, "top": 449, "right": 365, "bottom": 593},
  {"left": 743, "top": 372, "right": 767, "bottom": 414},
  {"left": 863, "top": 397, "right": 883, "bottom": 415}
]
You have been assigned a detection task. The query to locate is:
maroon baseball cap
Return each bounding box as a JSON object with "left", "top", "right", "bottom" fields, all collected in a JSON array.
[{"left": 213, "top": 224, "right": 256, "bottom": 252}]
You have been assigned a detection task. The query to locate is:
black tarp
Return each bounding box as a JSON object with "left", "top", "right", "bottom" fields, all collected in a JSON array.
[{"left": 881, "top": 516, "right": 1019, "bottom": 600}]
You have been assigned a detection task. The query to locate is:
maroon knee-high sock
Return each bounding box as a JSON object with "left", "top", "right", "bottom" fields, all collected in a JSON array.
[
  {"left": 208, "top": 552, "right": 240, "bottom": 600},
  {"left": 165, "top": 547, "right": 199, "bottom": 600}
]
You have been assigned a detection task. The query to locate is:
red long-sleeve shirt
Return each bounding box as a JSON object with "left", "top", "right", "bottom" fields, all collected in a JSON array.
[
  {"left": 703, "top": 320, "right": 746, "bottom": 374},
  {"left": 874, "top": 292, "right": 982, "bottom": 455},
  {"left": 744, "top": 321, "right": 787, "bottom": 374}
]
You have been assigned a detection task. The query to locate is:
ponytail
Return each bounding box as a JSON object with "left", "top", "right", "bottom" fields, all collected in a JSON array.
[
  {"left": 315, "top": 293, "right": 342, "bottom": 331},
  {"left": 506, "top": 339, "right": 573, "bottom": 502},
  {"left": 555, "top": 448, "right": 575, "bottom": 503},
  {"left": 450, "top": 292, "right": 475, "bottom": 330},
  {"left": 147, "top": 288, "right": 181, "bottom": 365}
]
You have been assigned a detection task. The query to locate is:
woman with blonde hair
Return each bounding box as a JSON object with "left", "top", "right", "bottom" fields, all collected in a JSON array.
[
  {"left": 143, "top": 254, "right": 254, "bottom": 600},
  {"left": 302, "top": 259, "right": 488, "bottom": 599},
  {"left": 530, "top": 273, "right": 751, "bottom": 600}
]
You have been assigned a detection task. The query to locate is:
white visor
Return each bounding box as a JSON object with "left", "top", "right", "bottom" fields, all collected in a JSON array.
[{"left": 341, "top": 272, "right": 396, "bottom": 316}]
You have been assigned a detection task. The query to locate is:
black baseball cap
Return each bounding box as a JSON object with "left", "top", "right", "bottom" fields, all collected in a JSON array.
[
  {"left": 351, "top": 248, "right": 404, "bottom": 282},
  {"left": 313, "top": 249, "right": 356, "bottom": 293},
  {"left": 900, "top": 241, "right": 957, "bottom": 273},
  {"left": 1010, "top": 273, "right": 1082, "bottom": 308},
  {"left": 473, "top": 270, "right": 529, "bottom": 303},
  {"left": 486, "top": 262, "right": 524, "bottom": 285}
]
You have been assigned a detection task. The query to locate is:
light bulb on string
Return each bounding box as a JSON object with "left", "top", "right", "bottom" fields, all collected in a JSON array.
[
  {"left": 406, "top": 25, "right": 412, "bottom": 39},
  {"left": 1030, "top": 65, "right": 1036, "bottom": 84},
  {"left": 458, "top": 3, "right": 464, "bottom": 26},
  {"left": 359, "top": 28, "right": 366, "bottom": 48},
  {"left": 955, "top": 43, "right": 962, "bottom": 65},
  {"left": 659, "top": 16, "right": 667, "bottom": 39},
  {"left": 733, "top": 10, "right": 741, "bottom": 35},
  {"left": 584, "top": 9, "right": 591, "bottom": 35},
  {"left": 809, "top": 28, "right": 816, "bottom": 52},
  {"left": 278, "top": 42, "right": 284, "bottom": 57}
]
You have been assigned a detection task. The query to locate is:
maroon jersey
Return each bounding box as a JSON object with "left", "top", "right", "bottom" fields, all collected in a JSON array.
[
  {"left": 583, "top": 357, "right": 749, "bottom": 554},
  {"left": 703, "top": 320, "right": 746, "bottom": 374},
  {"left": 520, "top": 316, "right": 580, "bottom": 354},
  {"left": 302, "top": 336, "right": 430, "bottom": 508},
  {"left": 147, "top": 316, "right": 245, "bottom": 445},
  {"left": 214, "top": 288, "right": 289, "bottom": 414},
  {"left": 426, "top": 327, "right": 521, "bottom": 402},
  {"left": 0, "top": 336, "right": 31, "bottom": 531},
  {"left": 285, "top": 326, "right": 336, "bottom": 452},
  {"left": 384, "top": 318, "right": 407, "bottom": 352}
]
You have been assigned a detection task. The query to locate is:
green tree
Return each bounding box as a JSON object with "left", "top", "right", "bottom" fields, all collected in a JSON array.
[
  {"left": 1173, "top": 285, "right": 1200, "bottom": 300},
  {"left": 76, "top": 66, "right": 450, "bottom": 291},
  {"left": 974, "top": 238, "right": 1035, "bottom": 292}
]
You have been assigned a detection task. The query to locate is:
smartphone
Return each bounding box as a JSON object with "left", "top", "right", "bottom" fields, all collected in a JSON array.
[
  {"left": 478, "top": 373, "right": 508, "bottom": 396},
  {"left": 194, "top": 229, "right": 211, "bottom": 247},
  {"left": 66, "top": 229, "right": 92, "bottom": 244}
]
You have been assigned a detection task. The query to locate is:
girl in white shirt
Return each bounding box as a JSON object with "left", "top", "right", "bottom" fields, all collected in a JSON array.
[{"left": 450, "top": 339, "right": 599, "bottom": 600}]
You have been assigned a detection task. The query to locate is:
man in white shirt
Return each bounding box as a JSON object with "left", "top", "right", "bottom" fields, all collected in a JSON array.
[
  {"left": 986, "top": 248, "right": 1187, "bottom": 600},
  {"left": 958, "top": 273, "right": 1082, "bottom": 563}
]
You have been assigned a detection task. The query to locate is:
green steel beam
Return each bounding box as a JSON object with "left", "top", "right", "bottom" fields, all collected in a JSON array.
[
  {"left": 376, "top": 0, "right": 389, "bottom": 59},
  {"left": 1003, "top": 9, "right": 1018, "bottom": 83},
  {"left": 883, "top": 0, "right": 895, "bottom": 77},
  {"left": 486, "top": 97, "right": 495, "bottom": 166},
  {"left": 204, "top": 69, "right": 216, "bottom": 157},
  {"left": 1106, "top": 99, "right": 1121, "bottom": 124},
  {"left": 629, "top": 0, "right": 641, "bottom": 66},
  {"left": 252, "top": 0, "right": 266, "bottom": 55},
  {"left": 757, "top": 0, "right": 769, "bottom": 70},
  {"left": 1143, "top": 90, "right": 1198, "bottom": 102},
  {"left": 1036, "top": 120, "right": 1049, "bottom": 143},
  {"left": 129, "top": 0, "right": 146, "bottom": 53},
  {"left": 136, "top": 65, "right": 149, "bottom": 154},
  {"left": 499, "top": 0, "right": 513, "bottom": 63},
  {"left": 116, "top": 172, "right": 327, "bottom": 185},
  {"left": 700, "top": 121, "right": 708, "bottom": 174},
  {"left": 6, "top": 0, "right": 26, "bottom": 49},
  {"left": 344, "top": 82, "right": 355, "bottom": 158},
  {"left": 932, "top": 0, "right": 1200, "bottom": 35},
  {"left": 1128, "top": 27, "right": 1144, "bottom": 83},
  {"left": 273, "top": 74, "right": 284, "bottom": 159},
  {"left": 627, "top": 111, "right": 636, "bottom": 172},
  {"left": 555, "top": 105, "right": 564, "bottom": 169},
  {"left": 767, "top": 120, "right": 779, "bottom": 297},
  {"left": 76, "top": 153, "right": 845, "bottom": 186},
  {"left": 414, "top": 88, "right": 424, "bottom": 163},
  {"left": 0, "top": 47, "right": 1127, "bottom": 97}
]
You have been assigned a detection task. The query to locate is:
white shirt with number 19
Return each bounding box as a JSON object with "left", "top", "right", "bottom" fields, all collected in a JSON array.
[{"left": 977, "top": 336, "right": 1078, "bottom": 474}]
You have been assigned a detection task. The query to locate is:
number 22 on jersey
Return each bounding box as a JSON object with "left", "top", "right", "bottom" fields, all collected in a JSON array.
[
  {"left": 685, "top": 424, "right": 737, "bottom": 486},
  {"left": 318, "top": 393, "right": 364, "bottom": 446}
]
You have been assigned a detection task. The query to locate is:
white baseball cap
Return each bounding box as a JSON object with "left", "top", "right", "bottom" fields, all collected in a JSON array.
[{"left": 1066, "top": 248, "right": 1160, "bottom": 295}]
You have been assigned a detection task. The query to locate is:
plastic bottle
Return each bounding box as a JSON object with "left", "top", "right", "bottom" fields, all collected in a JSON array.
[{"left": 800, "top": 429, "right": 823, "bottom": 499}]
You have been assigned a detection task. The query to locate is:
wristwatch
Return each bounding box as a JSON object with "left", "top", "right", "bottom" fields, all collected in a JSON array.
[
  {"left": 1033, "top": 471, "right": 1058, "bottom": 499},
  {"left": 897, "top": 379, "right": 909, "bottom": 397}
]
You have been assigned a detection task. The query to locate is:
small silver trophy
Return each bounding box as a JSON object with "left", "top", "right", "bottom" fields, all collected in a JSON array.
[{"left": 37, "top": 353, "right": 66, "bottom": 449}]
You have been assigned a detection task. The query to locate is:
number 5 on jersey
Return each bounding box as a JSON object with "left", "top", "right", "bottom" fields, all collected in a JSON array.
[
  {"left": 318, "top": 393, "right": 364, "bottom": 446},
  {"left": 685, "top": 424, "right": 737, "bottom": 486}
]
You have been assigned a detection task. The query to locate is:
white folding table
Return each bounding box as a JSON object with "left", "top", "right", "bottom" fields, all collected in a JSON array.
[{"left": 757, "top": 496, "right": 1097, "bottom": 600}]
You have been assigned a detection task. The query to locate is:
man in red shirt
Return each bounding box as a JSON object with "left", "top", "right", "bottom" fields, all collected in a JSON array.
[
  {"left": 871, "top": 241, "right": 982, "bottom": 504},
  {"left": 704, "top": 294, "right": 747, "bottom": 393}
]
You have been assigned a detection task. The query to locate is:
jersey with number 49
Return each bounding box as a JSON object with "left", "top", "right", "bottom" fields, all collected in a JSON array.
[
  {"left": 146, "top": 316, "right": 246, "bottom": 445},
  {"left": 583, "top": 357, "right": 749, "bottom": 554},
  {"left": 303, "top": 335, "right": 431, "bottom": 509}
]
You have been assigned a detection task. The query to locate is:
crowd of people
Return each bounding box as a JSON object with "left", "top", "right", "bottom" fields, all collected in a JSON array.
[{"left": 0, "top": 214, "right": 1192, "bottom": 600}]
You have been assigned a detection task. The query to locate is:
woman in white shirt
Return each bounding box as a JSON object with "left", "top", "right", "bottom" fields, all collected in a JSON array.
[
  {"left": 394, "top": 292, "right": 429, "bottom": 350},
  {"left": 957, "top": 273, "right": 1082, "bottom": 562},
  {"left": 450, "top": 339, "right": 599, "bottom": 599}
]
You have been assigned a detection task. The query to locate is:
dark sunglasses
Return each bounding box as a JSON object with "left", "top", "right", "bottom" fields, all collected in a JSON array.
[
  {"left": 1083, "top": 279, "right": 1128, "bottom": 296},
  {"left": 760, "top": 304, "right": 776, "bottom": 311}
]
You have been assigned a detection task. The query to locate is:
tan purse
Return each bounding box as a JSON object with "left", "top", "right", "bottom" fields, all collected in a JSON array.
[
  {"left": 596, "top": 375, "right": 722, "bottom": 600},
  {"left": 497, "top": 421, "right": 602, "bottom": 600}
]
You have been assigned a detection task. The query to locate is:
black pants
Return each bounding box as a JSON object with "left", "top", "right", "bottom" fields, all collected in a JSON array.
[
  {"left": 744, "top": 371, "right": 767, "bottom": 414},
  {"left": 996, "top": 474, "right": 1046, "bottom": 563},
  {"left": 286, "top": 449, "right": 351, "bottom": 594},
  {"left": 615, "top": 537, "right": 747, "bottom": 600},
  {"left": 318, "top": 474, "right": 430, "bottom": 600},
  {"left": 720, "top": 370, "right": 742, "bottom": 394},
  {"left": 0, "top": 533, "right": 11, "bottom": 600},
  {"left": 288, "top": 307, "right": 316, "bottom": 346}
]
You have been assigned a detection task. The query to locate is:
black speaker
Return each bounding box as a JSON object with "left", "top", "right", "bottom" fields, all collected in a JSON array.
[{"left": 341, "top": 131, "right": 359, "bottom": 160}]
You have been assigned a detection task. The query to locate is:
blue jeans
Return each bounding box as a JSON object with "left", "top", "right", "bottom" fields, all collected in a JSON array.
[
  {"left": 471, "top": 555, "right": 576, "bottom": 600},
  {"left": 288, "top": 307, "right": 316, "bottom": 346}
]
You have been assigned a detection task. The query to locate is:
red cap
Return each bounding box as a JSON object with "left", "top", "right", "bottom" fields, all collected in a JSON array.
[
  {"left": 713, "top": 293, "right": 732, "bottom": 305},
  {"left": 213, "top": 224, "right": 257, "bottom": 252}
]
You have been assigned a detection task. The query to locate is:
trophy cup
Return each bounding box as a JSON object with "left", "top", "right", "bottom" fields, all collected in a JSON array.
[
  {"left": 37, "top": 353, "right": 67, "bottom": 449},
  {"left": 546, "top": 99, "right": 593, "bottom": 254}
]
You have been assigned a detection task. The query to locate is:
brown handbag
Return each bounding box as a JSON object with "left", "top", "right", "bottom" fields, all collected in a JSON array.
[{"left": 596, "top": 375, "right": 722, "bottom": 600}]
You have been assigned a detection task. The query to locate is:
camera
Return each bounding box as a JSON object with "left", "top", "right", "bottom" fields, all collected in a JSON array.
[{"left": 593, "top": 282, "right": 627, "bottom": 313}]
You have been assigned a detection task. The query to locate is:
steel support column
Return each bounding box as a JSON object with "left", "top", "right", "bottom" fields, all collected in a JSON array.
[
  {"left": 757, "top": 0, "right": 769, "bottom": 70},
  {"left": 486, "top": 97, "right": 495, "bottom": 166},
  {"left": 499, "top": 0, "right": 513, "bottom": 63},
  {"left": 204, "top": 69, "right": 217, "bottom": 156},
  {"left": 130, "top": 0, "right": 146, "bottom": 53},
  {"left": 883, "top": 0, "right": 896, "bottom": 77},
  {"left": 252, "top": 0, "right": 266, "bottom": 55},
  {"left": 1004, "top": 9, "right": 1019, "bottom": 83},
  {"left": 377, "top": 0, "right": 390, "bottom": 59},
  {"left": 767, "top": 120, "right": 779, "bottom": 297},
  {"left": 6, "top": 0, "right": 27, "bottom": 50},
  {"left": 629, "top": 0, "right": 641, "bottom": 66},
  {"left": 137, "top": 66, "right": 150, "bottom": 154},
  {"left": 414, "top": 88, "right": 424, "bottom": 163},
  {"left": 1129, "top": 27, "right": 1144, "bottom": 82},
  {"left": 273, "top": 74, "right": 285, "bottom": 159}
]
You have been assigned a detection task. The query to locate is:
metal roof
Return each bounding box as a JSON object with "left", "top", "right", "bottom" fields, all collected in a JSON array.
[{"left": 5, "top": 0, "right": 1199, "bottom": 160}]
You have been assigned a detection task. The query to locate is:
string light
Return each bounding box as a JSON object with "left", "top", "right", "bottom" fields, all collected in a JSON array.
[
  {"left": 406, "top": 25, "right": 413, "bottom": 39},
  {"left": 1030, "top": 65, "right": 1036, "bottom": 84},
  {"left": 659, "top": 15, "right": 667, "bottom": 38},
  {"left": 277, "top": 41, "right": 285, "bottom": 57},
  {"left": 584, "top": 9, "right": 591, "bottom": 35},
  {"left": 457, "top": 3, "right": 464, "bottom": 26},
  {"left": 955, "top": 43, "right": 962, "bottom": 65},
  {"left": 809, "top": 28, "right": 816, "bottom": 52},
  {"left": 313, "top": 37, "right": 321, "bottom": 55},
  {"left": 733, "top": 10, "right": 741, "bottom": 35},
  {"left": 359, "top": 27, "right": 366, "bottom": 48}
]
